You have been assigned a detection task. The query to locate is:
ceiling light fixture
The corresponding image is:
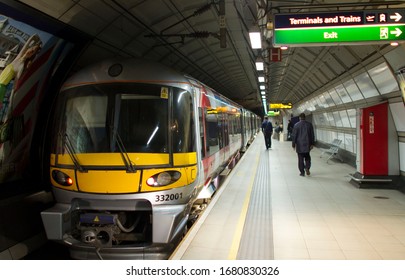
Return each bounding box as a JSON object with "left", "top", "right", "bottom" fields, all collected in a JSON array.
[
  {"left": 249, "top": 26, "right": 262, "bottom": 49},
  {"left": 258, "top": 76, "right": 265, "bottom": 82},
  {"left": 256, "top": 61, "right": 264, "bottom": 71}
]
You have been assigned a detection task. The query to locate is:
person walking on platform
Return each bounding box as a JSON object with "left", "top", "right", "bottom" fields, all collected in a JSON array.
[
  {"left": 292, "top": 113, "right": 315, "bottom": 176},
  {"left": 287, "top": 120, "right": 293, "bottom": 141},
  {"left": 261, "top": 116, "right": 273, "bottom": 149}
]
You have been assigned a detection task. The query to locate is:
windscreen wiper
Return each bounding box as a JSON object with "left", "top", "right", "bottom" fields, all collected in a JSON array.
[
  {"left": 60, "top": 132, "right": 86, "bottom": 172},
  {"left": 111, "top": 128, "right": 136, "bottom": 173}
]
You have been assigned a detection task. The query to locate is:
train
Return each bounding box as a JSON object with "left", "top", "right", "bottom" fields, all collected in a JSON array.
[{"left": 40, "top": 58, "right": 261, "bottom": 260}]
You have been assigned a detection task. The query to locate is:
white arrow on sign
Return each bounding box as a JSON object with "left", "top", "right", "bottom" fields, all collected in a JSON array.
[
  {"left": 390, "top": 27, "right": 403, "bottom": 37},
  {"left": 390, "top": 12, "right": 402, "bottom": 22}
]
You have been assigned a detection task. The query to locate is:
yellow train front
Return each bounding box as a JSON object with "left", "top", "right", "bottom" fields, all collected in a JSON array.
[{"left": 41, "top": 59, "right": 202, "bottom": 259}]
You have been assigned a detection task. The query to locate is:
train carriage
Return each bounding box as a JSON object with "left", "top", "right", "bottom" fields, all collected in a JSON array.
[{"left": 41, "top": 58, "right": 259, "bottom": 259}]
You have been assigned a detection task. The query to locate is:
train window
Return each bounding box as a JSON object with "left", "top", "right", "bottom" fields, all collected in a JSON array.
[
  {"left": 117, "top": 90, "right": 168, "bottom": 153},
  {"left": 228, "top": 114, "right": 233, "bottom": 136},
  {"left": 63, "top": 93, "right": 108, "bottom": 153},
  {"left": 199, "top": 108, "right": 206, "bottom": 158},
  {"left": 55, "top": 83, "right": 169, "bottom": 154},
  {"left": 55, "top": 83, "right": 197, "bottom": 159},
  {"left": 237, "top": 113, "right": 242, "bottom": 134},
  {"left": 221, "top": 113, "right": 229, "bottom": 147},
  {"left": 206, "top": 111, "right": 219, "bottom": 156},
  {"left": 172, "top": 89, "right": 195, "bottom": 153}
]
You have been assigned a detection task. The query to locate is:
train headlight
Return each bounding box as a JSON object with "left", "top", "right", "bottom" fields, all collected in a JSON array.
[
  {"left": 52, "top": 170, "right": 73, "bottom": 186},
  {"left": 146, "top": 171, "right": 181, "bottom": 187}
]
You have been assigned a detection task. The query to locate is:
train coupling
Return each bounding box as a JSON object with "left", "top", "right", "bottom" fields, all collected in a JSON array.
[{"left": 79, "top": 213, "right": 119, "bottom": 248}]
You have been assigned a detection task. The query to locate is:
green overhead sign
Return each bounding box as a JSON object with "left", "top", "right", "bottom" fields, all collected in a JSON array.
[{"left": 273, "top": 9, "right": 405, "bottom": 46}]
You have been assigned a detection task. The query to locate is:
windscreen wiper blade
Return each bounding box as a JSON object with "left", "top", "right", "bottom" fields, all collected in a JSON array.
[
  {"left": 112, "top": 128, "right": 136, "bottom": 173},
  {"left": 60, "top": 132, "right": 86, "bottom": 173}
]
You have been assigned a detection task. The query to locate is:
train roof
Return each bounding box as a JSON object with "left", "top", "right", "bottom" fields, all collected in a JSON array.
[{"left": 62, "top": 57, "right": 192, "bottom": 90}]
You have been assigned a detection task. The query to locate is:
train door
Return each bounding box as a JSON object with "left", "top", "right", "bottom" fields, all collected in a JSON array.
[
  {"left": 198, "top": 107, "right": 206, "bottom": 159},
  {"left": 221, "top": 112, "right": 230, "bottom": 162},
  {"left": 240, "top": 109, "right": 247, "bottom": 149}
]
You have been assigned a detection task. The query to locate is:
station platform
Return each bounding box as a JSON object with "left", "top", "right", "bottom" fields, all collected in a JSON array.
[{"left": 170, "top": 134, "right": 405, "bottom": 260}]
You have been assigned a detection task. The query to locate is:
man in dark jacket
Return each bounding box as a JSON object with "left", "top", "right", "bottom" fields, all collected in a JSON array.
[
  {"left": 287, "top": 120, "right": 293, "bottom": 141},
  {"left": 261, "top": 116, "right": 273, "bottom": 150},
  {"left": 292, "top": 113, "right": 315, "bottom": 176}
]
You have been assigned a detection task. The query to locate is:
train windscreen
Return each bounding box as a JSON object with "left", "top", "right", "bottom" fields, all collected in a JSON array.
[{"left": 54, "top": 83, "right": 195, "bottom": 155}]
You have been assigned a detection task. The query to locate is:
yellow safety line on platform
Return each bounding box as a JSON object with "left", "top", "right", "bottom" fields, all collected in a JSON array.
[{"left": 227, "top": 154, "right": 259, "bottom": 260}]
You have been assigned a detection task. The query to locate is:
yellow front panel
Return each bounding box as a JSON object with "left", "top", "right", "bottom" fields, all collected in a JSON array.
[
  {"left": 51, "top": 152, "right": 197, "bottom": 193},
  {"left": 50, "top": 154, "right": 56, "bottom": 166},
  {"left": 173, "top": 152, "right": 197, "bottom": 165},
  {"left": 77, "top": 170, "right": 141, "bottom": 193},
  {"left": 54, "top": 153, "right": 170, "bottom": 166},
  {"left": 54, "top": 152, "right": 195, "bottom": 166}
]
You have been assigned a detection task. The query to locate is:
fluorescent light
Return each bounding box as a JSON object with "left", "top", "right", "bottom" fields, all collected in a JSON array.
[
  {"left": 261, "top": 91, "right": 266, "bottom": 95},
  {"left": 255, "top": 62, "right": 264, "bottom": 71},
  {"left": 280, "top": 46, "right": 288, "bottom": 50},
  {"left": 260, "top": 85, "right": 265, "bottom": 90},
  {"left": 258, "top": 76, "right": 265, "bottom": 82},
  {"left": 147, "top": 126, "right": 159, "bottom": 145},
  {"left": 391, "top": 42, "right": 399, "bottom": 46},
  {"left": 249, "top": 32, "right": 262, "bottom": 49}
]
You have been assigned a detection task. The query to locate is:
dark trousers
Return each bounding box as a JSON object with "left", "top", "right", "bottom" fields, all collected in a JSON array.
[
  {"left": 264, "top": 132, "right": 272, "bottom": 149},
  {"left": 297, "top": 152, "right": 311, "bottom": 174}
]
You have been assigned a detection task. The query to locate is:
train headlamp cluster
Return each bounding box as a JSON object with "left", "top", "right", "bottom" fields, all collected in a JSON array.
[
  {"left": 52, "top": 170, "right": 73, "bottom": 186},
  {"left": 146, "top": 171, "right": 181, "bottom": 187}
]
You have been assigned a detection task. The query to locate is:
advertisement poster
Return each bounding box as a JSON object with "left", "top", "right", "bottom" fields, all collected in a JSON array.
[{"left": 0, "top": 13, "right": 74, "bottom": 185}]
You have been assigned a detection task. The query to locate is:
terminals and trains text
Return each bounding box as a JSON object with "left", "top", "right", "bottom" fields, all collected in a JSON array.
[{"left": 40, "top": 58, "right": 261, "bottom": 260}]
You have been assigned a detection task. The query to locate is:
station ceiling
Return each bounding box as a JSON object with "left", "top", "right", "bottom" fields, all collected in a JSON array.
[{"left": 17, "top": 0, "right": 405, "bottom": 116}]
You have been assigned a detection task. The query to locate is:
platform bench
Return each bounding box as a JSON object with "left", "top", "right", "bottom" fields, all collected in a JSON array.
[{"left": 320, "top": 139, "right": 343, "bottom": 163}]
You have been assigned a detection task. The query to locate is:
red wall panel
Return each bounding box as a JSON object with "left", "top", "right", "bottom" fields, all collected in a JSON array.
[{"left": 360, "top": 103, "right": 388, "bottom": 175}]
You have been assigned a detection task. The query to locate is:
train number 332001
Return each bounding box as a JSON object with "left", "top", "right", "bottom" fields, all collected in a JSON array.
[{"left": 155, "top": 193, "right": 183, "bottom": 202}]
